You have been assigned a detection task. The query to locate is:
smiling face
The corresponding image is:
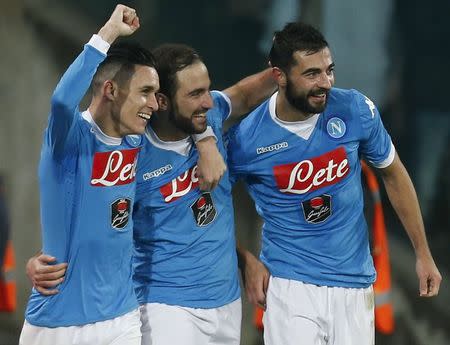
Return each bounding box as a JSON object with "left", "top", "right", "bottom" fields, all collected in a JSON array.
[
  {"left": 281, "top": 47, "right": 335, "bottom": 117},
  {"left": 169, "top": 61, "right": 213, "bottom": 134},
  {"left": 113, "top": 65, "right": 160, "bottom": 136}
]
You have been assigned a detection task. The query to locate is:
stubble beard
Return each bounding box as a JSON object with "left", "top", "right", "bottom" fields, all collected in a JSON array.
[
  {"left": 170, "top": 103, "right": 206, "bottom": 135},
  {"left": 285, "top": 78, "right": 329, "bottom": 115}
]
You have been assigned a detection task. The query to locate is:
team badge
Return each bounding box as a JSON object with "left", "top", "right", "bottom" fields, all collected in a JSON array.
[
  {"left": 301, "top": 194, "right": 331, "bottom": 223},
  {"left": 125, "top": 135, "right": 142, "bottom": 147},
  {"left": 191, "top": 192, "right": 217, "bottom": 227},
  {"left": 111, "top": 198, "right": 131, "bottom": 229},
  {"left": 326, "top": 117, "right": 346, "bottom": 139}
]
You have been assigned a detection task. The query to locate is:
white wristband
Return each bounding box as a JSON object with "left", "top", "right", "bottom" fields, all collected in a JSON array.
[
  {"left": 192, "top": 126, "right": 217, "bottom": 143},
  {"left": 87, "top": 34, "right": 110, "bottom": 55}
]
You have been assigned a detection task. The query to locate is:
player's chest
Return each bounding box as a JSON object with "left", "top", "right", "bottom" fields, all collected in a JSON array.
[
  {"left": 136, "top": 157, "right": 226, "bottom": 227},
  {"left": 75, "top": 145, "right": 140, "bottom": 189},
  {"left": 249, "top": 127, "right": 360, "bottom": 195},
  {"left": 136, "top": 150, "right": 203, "bottom": 204}
]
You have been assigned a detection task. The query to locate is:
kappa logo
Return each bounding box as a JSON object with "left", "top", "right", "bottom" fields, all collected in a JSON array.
[
  {"left": 273, "top": 147, "right": 350, "bottom": 194},
  {"left": 91, "top": 148, "right": 139, "bottom": 187},
  {"left": 301, "top": 194, "right": 332, "bottom": 223},
  {"left": 143, "top": 164, "right": 173, "bottom": 180},
  {"left": 191, "top": 192, "right": 217, "bottom": 226},
  {"left": 257, "top": 142, "right": 288, "bottom": 155},
  {"left": 364, "top": 96, "right": 376, "bottom": 118},
  {"left": 111, "top": 198, "right": 131, "bottom": 229},
  {"left": 326, "top": 117, "right": 346, "bottom": 139}
]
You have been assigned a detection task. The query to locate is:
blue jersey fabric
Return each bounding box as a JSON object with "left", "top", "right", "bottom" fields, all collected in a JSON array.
[
  {"left": 133, "top": 91, "right": 240, "bottom": 308},
  {"left": 25, "top": 42, "right": 140, "bottom": 327},
  {"left": 227, "top": 89, "right": 394, "bottom": 288}
]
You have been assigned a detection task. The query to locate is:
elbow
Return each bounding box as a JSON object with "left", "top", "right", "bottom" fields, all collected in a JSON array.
[
  {"left": 50, "top": 91, "right": 65, "bottom": 109},
  {"left": 50, "top": 82, "right": 73, "bottom": 112},
  {"left": 50, "top": 92, "right": 72, "bottom": 116}
]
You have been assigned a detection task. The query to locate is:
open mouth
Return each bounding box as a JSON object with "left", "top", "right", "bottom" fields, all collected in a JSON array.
[
  {"left": 193, "top": 112, "right": 206, "bottom": 120},
  {"left": 138, "top": 112, "right": 152, "bottom": 120},
  {"left": 310, "top": 93, "right": 327, "bottom": 102},
  {"left": 310, "top": 89, "right": 328, "bottom": 99},
  {"left": 193, "top": 114, "right": 206, "bottom": 125}
]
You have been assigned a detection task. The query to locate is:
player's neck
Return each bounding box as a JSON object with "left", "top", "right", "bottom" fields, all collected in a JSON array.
[
  {"left": 88, "top": 103, "right": 123, "bottom": 138},
  {"left": 150, "top": 112, "right": 189, "bottom": 142},
  {"left": 275, "top": 92, "right": 315, "bottom": 122}
]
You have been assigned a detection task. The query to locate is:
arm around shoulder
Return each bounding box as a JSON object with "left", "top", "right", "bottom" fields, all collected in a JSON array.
[
  {"left": 195, "top": 136, "right": 226, "bottom": 191},
  {"left": 224, "top": 68, "right": 276, "bottom": 120},
  {"left": 26, "top": 252, "right": 68, "bottom": 296},
  {"left": 47, "top": 4, "right": 141, "bottom": 153}
]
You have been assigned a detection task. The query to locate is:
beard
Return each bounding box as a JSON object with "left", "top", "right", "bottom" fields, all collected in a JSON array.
[
  {"left": 169, "top": 102, "right": 207, "bottom": 135},
  {"left": 285, "top": 78, "right": 329, "bottom": 115}
]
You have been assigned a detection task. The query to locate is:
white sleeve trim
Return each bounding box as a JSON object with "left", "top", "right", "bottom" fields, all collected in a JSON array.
[
  {"left": 212, "top": 90, "right": 232, "bottom": 120},
  {"left": 192, "top": 126, "right": 217, "bottom": 143},
  {"left": 369, "top": 142, "right": 396, "bottom": 168},
  {"left": 87, "top": 34, "right": 110, "bottom": 55}
]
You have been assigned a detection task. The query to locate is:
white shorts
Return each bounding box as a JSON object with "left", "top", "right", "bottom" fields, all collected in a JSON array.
[
  {"left": 140, "top": 299, "right": 242, "bottom": 345},
  {"left": 19, "top": 308, "right": 141, "bottom": 345},
  {"left": 264, "top": 277, "right": 374, "bottom": 345}
]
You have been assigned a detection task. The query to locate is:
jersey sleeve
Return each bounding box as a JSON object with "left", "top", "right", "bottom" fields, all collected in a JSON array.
[
  {"left": 207, "top": 91, "right": 232, "bottom": 128},
  {"left": 354, "top": 90, "right": 395, "bottom": 168},
  {"left": 225, "top": 122, "right": 248, "bottom": 185},
  {"left": 46, "top": 35, "right": 108, "bottom": 159}
]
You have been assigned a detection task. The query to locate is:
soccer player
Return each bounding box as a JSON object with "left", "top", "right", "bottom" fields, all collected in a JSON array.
[
  {"left": 26, "top": 43, "right": 275, "bottom": 344},
  {"left": 227, "top": 22, "right": 442, "bottom": 345},
  {"left": 19, "top": 5, "right": 159, "bottom": 345},
  {"left": 132, "top": 43, "right": 274, "bottom": 345}
]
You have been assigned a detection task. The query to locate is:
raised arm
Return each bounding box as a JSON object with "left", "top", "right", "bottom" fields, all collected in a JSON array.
[
  {"left": 48, "top": 4, "right": 140, "bottom": 155},
  {"left": 223, "top": 68, "right": 276, "bottom": 120},
  {"left": 97, "top": 4, "right": 140, "bottom": 44},
  {"left": 378, "top": 153, "right": 442, "bottom": 297}
]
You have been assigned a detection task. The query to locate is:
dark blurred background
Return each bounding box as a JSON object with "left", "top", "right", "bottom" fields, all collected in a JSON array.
[{"left": 0, "top": 0, "right": 448, "bottom": 344}]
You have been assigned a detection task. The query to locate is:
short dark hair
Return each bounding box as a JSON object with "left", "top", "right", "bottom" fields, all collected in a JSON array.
[
  {"left": 151, "top": 44, "right": 203, "bottom": 98},
  {"left": 269, "top": 22, "right": 328, "bottom": 72},
  {"left": 93, "top": 41, "right": 156, "bottom": 93}
]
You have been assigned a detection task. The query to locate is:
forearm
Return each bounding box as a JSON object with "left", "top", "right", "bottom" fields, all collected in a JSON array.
[
  {"left": 50, "top": 4, "right": 136, "bottom": 140},
  {"left": 236, "top": 241, "right": 258, "bottom": 270},
  {"left": 379, "top": 153, "right": 441, "bottom": 296},
  {"left": 97, "top": 23, "right": 120, "bottom": 45},
  {"left": 49, "top": 36, "right": 109, "bottom": 155},
  {"left": 51, "top": 36, "right": 108, "bottom": 112},
  {"left": 195, "top": 135, "right": 226, "bottom": 191},
  {"left": 226, "top": 68, "right": 276, "bottom": 118},
  {"left": 380, "top": 157, "right": 431, "bottom": 257}
]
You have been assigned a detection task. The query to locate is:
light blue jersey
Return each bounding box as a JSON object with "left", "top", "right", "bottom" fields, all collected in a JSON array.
[
  {"left": 133, "top": 91, "right": 240, "bottom": 308},
  {"left": 25, "top": 38, "right": 140, "bottom": 327},
  {"left": 227, "top": 89, "right": 395, "bottom": 288}
]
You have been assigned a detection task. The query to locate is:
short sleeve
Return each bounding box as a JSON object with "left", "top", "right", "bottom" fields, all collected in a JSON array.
[
  {"left": 208, "top": 91, "right": 232, "bottom": 126},
  {"left": 355, "top": 91, "right": 395, "bottom": 168}
]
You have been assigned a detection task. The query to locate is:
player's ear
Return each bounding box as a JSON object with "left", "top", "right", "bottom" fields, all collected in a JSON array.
[
  {"left": 156, "top": 93, "right": 169, "bottom": 111},
  {"left": 103, "top": 80, "right": 118, "bottom": 101},
  {"left": 272, "top": 67, "right": 287, "bottom": 87}
]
